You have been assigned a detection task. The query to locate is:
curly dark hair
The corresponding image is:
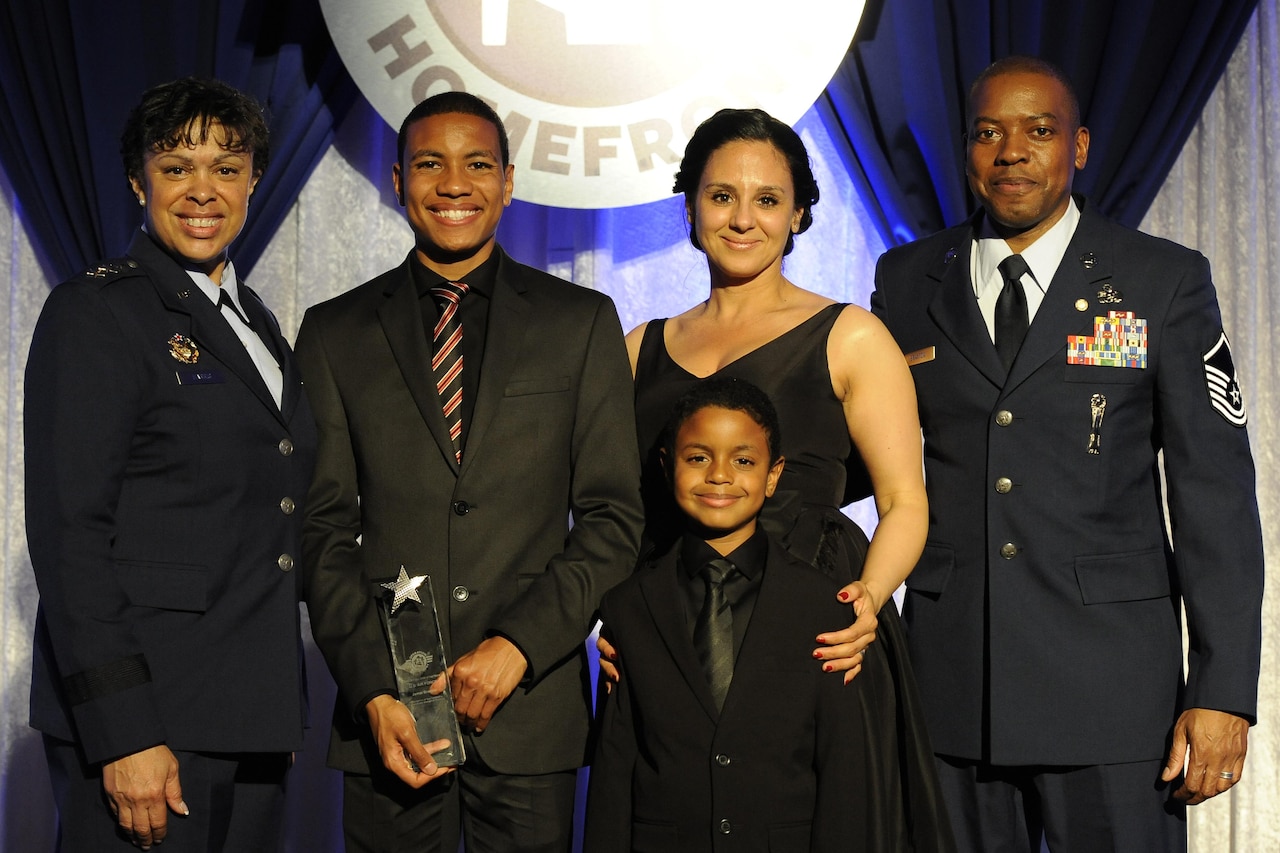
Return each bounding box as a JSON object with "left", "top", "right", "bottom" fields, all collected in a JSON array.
[
  {"left": 121, "top": 77, "right": 269, "bottom": 184},
  {"left": 662, "top": 376, "right": 783, "bottom": 465},
  {"left": 672, "top": 108, "right": 818, "bottom": 256}
]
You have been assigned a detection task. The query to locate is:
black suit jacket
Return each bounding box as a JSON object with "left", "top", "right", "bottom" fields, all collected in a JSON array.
[
  {"left": 872, "top": 202, "right": 1264, "bottom": 765},
  {"left": 584, "top": 538, "right": 875, "bottom": 852},
  {"left": 294, "top": 246, "right": 644, "bottom": 775},
  {"left": 25, "top": 230, "right": 316, "bottom": 764}
]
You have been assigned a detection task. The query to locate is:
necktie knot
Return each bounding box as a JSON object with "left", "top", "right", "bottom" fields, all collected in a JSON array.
[
  {"left": 998, "top": 254, "right": 1030, "bottom": 284},
  {"left": 217, "top": 289, "right": 251, "bottom": 328},
  {"left": 431, "top": 281, "right": 469, "bottom": 310},
  {"left": 702, "top": 557, "right": 734, "bottom": 587}
]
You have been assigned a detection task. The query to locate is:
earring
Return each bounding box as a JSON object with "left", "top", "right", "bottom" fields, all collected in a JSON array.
[{"left": 138, "top": 198, "right": 146, "bottom": 207}]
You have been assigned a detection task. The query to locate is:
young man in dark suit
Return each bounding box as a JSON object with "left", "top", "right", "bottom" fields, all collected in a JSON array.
[
  {"left": 25, "top": 78, "right": 316, "bottom": 851},
  {"left": 294, "top": 92, "right": 643, "bottom": 852},
  {"left": 585, "top": 377, "right": 878, "bottom": 852},
  {"left": 871, "top": 56, "right": 1264, "bottom": 851}
]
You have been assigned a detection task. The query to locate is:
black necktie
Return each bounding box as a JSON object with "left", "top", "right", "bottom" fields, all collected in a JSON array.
[
  {"left": 217, "top": 289, "right": 251, "bottom": 328},
  {"left": 431, "top": 281, "right": 469, "bottom": 464},
  {"left": 994, "top": 254, "right": 1031, "bottom": 370},
  {"left": 693, "top": 558, "right": 735, "bottom": 711}
]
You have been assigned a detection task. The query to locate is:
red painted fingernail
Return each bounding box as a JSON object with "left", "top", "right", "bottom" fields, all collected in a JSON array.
[
  {"left": 838, "top": 591, "right": 850, "bottom": 601},
  {"left": 823, "top": 664, "right": 834, "bottom": 672},
  {"left": 813, "top": 650, "right": 823, "bottom": 659}
]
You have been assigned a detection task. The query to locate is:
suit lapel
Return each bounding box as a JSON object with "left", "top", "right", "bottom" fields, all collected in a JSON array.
[
  {"left": 376, "top": 261, "right": 462, "bottom": 472},
  {"left": 460, "top": 250, "right": 531, "bottom": 474},
  {"left": 130, "top": 233, "right": 284, "bottom": 423},
  {"left": 638, "top": 552, "right": 722, "bottom": 722},
  {"left": 926, "top": 225, "right": 1008, "bottom": 388}
]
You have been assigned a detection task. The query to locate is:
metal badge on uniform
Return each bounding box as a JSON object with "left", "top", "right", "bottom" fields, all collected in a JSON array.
[
  {"left": 905, "top": 346, "right": 936, "bottom": 367},
  {"left": 1203, "top": 331, "right": 1247, "bottom": 426},
  {"left": 85, "top": 262, "right": 124, "bottom": 278},
  {"left": 175, "top": 368, "right": 226, "bottom": 385},
  {"left": 1087, "top": 394, "right": 1106, "bottom": 454},
  {"left": 1096, "top": 282, "right": 1124, "bottom": 304},
  {"left": 1067, "top": 311, "right": 1147, "bottom": 368},
  {"left": 168, "top": 333, "right": 199, "bottom": 364}
]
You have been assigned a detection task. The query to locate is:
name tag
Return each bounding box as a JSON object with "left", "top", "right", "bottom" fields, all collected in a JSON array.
[
  {"left": 905, "top": 346, "right": 936, "bottom": 366},
  {"left": 175, "top": 369, "right": 226, "bottom": 385}
]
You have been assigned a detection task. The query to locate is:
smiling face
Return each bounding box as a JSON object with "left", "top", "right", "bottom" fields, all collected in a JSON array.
[
  {"left": 394, "top": 111, "right": 514, "bottom": 279},
  {"left": 966, "top": 70, "right": 1089, "bottom": 253},
  {"left": 689, "top": 139, "right": 805, "bottom": 286},
  {"left": 667, "top": 405, "right": 783, "bottom": 553},
  {"left": 129, "top": 120, "right": 257, "bottom": 284}
]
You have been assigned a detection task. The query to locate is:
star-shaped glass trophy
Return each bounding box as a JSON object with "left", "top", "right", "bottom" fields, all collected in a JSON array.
[{"left": 378, "top": 566, "right": 465, "bottom": 767}]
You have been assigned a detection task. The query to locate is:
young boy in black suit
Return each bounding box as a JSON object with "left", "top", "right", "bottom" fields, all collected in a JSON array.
[{"left": 585, "top": 377, "right": 877, "bottom": 852}]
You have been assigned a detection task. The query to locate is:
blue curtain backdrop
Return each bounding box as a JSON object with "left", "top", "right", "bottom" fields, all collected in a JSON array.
[
  {"left": 0, "top": 0, "right": 358, "bottom": 282},
  {"left": 826, "top": 0, "right": 1260, "bottom": 245}
]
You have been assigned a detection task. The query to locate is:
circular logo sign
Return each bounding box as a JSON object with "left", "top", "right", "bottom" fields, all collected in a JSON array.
[{"left": 320, "top": 0, "right": 865, "bottom": 208}]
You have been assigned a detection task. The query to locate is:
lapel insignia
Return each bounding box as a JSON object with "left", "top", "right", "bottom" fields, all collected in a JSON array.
[
  {"left": 1079, "top": 252, "right": 1097, "bottom": 269},
  {"left": 177, "top": 289, "right": 192, "bottom": 299},
  {"left": 168, "top": 333, "right": 200, "bottom": 364},
  {"left": 1097, "top": 282, "right": 1123, "bottom": 304},
  {"left": 1074, "top": 298, "right": 1089, "bottom": 312},
  {"left": 943, "top": 247, "right": 957, "bottom": 265},
  {"left": 1067, "top": 311, "right": 1147, "bottom": 368},
  {"left": 1203, "top": 331, "right": 1247, "bottom": 426}
]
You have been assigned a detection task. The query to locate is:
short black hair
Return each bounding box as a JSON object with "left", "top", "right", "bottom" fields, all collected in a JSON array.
[
  {"left": 121, "top": 77, "right": 269, "bottom": 184},
  {"left": 397, "top": 91, "right": 510, "bottom": 169},
  {"left": 662, "top": 377, "right": 783, "bottom": 465},
  {"left": 968, "top": 55, "right": 1082, "bottom": 130},
  {"left": 673, "top": 108, "right": 818, "bottom": 256}
]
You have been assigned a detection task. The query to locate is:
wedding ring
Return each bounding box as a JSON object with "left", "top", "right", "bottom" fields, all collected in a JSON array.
[{"left": 1218, "top": 771, "right": 1235, "bottom": 780}]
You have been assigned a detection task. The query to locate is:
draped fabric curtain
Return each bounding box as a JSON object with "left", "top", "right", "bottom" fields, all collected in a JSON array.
[
  {"left": 825, "top": 0, "right": 1260, "bottom": 245},
  {"left": 0, "top": 0, "right": 358, "bottom": 283}
]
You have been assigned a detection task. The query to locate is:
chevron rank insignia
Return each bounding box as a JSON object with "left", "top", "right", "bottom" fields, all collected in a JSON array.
[
  {"left": 1203, "top": 332, "right": 1247, "bottom": 426},
  {"left": 1067, "top": 311, "right": 1147, "bottom": 368}
]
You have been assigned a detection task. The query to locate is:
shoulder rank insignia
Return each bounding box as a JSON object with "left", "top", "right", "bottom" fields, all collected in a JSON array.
[
  {"left": 168, "top": 333, "right": 199, "bottom": 364},
  {"left": 1203, "top": 331, "right": 1246, "bottom": 426},
  {"left": 82, "top": 259, "right": 138, "bottom": 279}
]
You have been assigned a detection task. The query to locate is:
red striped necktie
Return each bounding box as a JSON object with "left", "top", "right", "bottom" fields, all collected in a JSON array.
[{"left": 431, "top": 281, "right": 469, "bottom": 463}]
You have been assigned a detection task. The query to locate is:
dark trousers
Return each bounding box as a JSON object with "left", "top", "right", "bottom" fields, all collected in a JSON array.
[
  {"left": 44, "top": 734, "right": 289, "bottom": 853},
  {"left": 342, "top": 754, "right": 577, "bottom": 853},
  {"left": 935, "top": 754, "right": 1187, "bottom": 853}
]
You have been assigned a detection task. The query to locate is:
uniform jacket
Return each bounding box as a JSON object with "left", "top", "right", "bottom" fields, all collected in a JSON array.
[
  {"left": 25, "top": 230, "right": 316, "bottom": 765},
  {"left": 294, "top": 246, "right": 644, "bottom": 774},
  {"left": 584, "top": 538, "right": 875, "bottom": 853},
  {"left": 871, "top": 201, "right": 1264, "bottom": 765}
]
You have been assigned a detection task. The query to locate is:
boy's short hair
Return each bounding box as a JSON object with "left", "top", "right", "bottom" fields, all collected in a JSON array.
[
  {"left": 662, "top": 377, "right": 783, "bottom": 464},
  {"left": 397, "top": 91, "right": 510, "bottom": 169}
]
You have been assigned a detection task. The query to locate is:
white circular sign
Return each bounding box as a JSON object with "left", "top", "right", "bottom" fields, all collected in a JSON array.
[{"left": 320, "top": 0, "right": 865, "bottom": 208}]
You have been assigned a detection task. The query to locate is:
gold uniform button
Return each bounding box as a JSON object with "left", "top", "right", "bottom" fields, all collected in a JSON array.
[
  {"left": 278, "top": 438, "right": 294, "bottom": 456},
  {"left": 995, "top": 410, "right": 1014, "bottom": 427},
  {"left": 999, "top": 543, "right": 1018, "bottom": 560},
  {"left": 995, "top": 477, "right": 1013, "bottom": 494},
  {"left": 280, "top": 497, "right": 296, "bottom": 515},
  {"left": 278, "top": 554, "right": 295, "bottom": 572},
  {"left": 452, "top": 586, "right": 470, "bottom": 602}
]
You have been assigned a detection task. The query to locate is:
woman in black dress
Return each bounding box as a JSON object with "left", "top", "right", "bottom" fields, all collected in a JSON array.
[{"left": 601, "top": 108, "right": 953, "bottom": 850}]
